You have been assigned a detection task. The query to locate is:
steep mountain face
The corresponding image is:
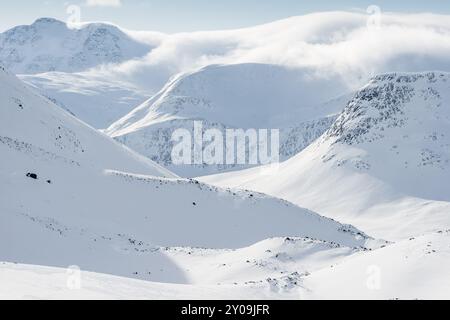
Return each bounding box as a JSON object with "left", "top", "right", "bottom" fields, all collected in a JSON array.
[
  {"left": 0, "top": 18, "right": 152, "bottom": 74},
  {"left": 202, "top": 72, "right": 450, "bottom": 240},
  {"left": 0, "top": 65, "right": 378, "bottom": 284},
  {"left": 106, "top": 63, "right": 349, "bottom": 177},
  {"left": 322, "top": 72, "right": 450, "bottom": 200}
]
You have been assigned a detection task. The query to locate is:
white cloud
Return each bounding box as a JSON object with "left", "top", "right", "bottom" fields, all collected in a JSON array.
[
  {"left": 90, "top": 11, "right": 450, "bottom": 94},
  {"left": 85, "top": 0, "right": 122, "bottom": 7}
]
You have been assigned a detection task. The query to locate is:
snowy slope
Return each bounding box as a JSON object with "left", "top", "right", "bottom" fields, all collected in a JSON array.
[
  {"left": 0, "top": 235, "right": 370, "bottom": 299},
  {"left": 0, "top": 234, "right": 370, "bottom": 291},
  {"left": 303, "top": 230, "right": 450, "bottom": 300},
  {"left": 0, "top": 18, "right": 152, "bottom": 74},
  {"left": 202, "top": 72, "right": 450, "bottom": 240},
  {"left": 0, "top": 262, "right": 299, "bottom": 300},
  {"left": 0, "top": 235, "right": 374, "bottom": 299},
  {"left": 3, "top": 231, "right": 449, "bottom": 300},
  {"left": 106, "top": 63, "right": 349, "bottom": 177},
  {"left": 0, "top": 65, "right": 379, "bottom": 284},
  {"left": 0, "top": 65, "right": 173, "bottom": 177},
  {"left": 20, "top": 72, "right": 149, "bottom": 129},
  {"left": 161, "top": 236, "right": 365, "bottom": 286}
]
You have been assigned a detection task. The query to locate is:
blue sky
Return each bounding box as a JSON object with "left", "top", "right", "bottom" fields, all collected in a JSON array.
[{"left": 1, "top": 0, "right": 449, "bottom": 33}]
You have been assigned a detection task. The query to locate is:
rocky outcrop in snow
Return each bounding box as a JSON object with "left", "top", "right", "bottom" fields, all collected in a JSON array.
[{"left": 322, "top": 72, "right": 450, "bottom": 173}]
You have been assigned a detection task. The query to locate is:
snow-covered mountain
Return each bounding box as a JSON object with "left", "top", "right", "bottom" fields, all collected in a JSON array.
[
  {"left": 0, "top": 18, "right": 152, "bottom": 74},
  {"left": 0, "top": 65, "right": 380, "bottom": 285},
  {"left": 7, "top": 11, "right": 450, "bottom": 132},
  {"left": 0, "top": 17, "right": 158, "bottom": 129},
  {"left": 20, "top": 72, "right": 149, "bottom": 129},
  {"left": 106, "top": 63, "right": 349, "bottom": 177},
  {"left": 3, "top": 11, "right": 450, "bottom": 299},
  {"left": 202, "top": 72, "right": 450, "bottom": 240}
]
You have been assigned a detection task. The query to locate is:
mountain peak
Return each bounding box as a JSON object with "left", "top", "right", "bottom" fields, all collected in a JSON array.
[
  {"left": 0, "top": 18, "right": 152, "bottom": 74},
  {"left": 31, "top": 17, "right": 66, "bottom": 27}
]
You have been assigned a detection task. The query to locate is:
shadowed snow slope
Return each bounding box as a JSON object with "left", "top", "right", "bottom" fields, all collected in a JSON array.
[
  {"left": 0, "top": 65, "right": 377, "bottom": 283},
  {"left": 106, "top": 63, "right": 349, "bottom": 177},
  {"left": 202, "top": 72, "right": 450, "bottom": 241}
]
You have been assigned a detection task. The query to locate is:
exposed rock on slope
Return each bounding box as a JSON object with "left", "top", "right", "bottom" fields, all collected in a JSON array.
[
  {"left": 202, "top": 72, "right": 450, "bottom": 240},
  {"left": 106, "top": 63, "right": 349, "bottom": 177}
]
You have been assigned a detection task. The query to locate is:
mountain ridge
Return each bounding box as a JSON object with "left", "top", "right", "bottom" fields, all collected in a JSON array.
[
  {"left": 201, "top": 71, "right": 450, "bottom": 240},
  {"left": 106, "top": 63, "right": 350, "bottom": 177}
]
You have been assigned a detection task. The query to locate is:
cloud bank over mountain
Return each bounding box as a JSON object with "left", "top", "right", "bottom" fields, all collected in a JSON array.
[{"left": 95, "top": 11, "right": 450, "bottom": 93}]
